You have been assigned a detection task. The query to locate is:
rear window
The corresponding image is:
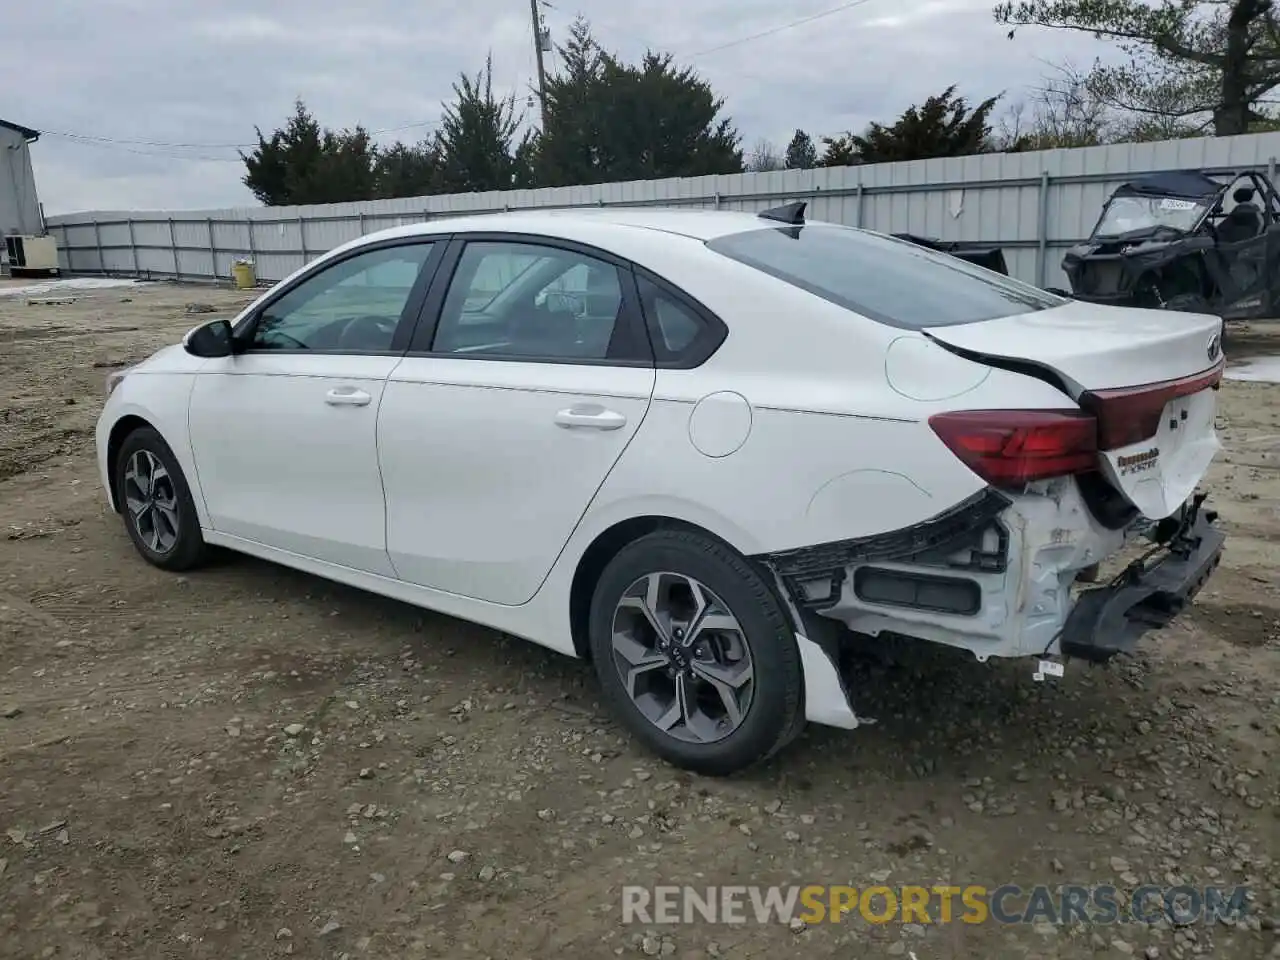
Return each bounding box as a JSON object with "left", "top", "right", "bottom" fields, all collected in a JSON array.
[{"left": 705, "top": 224, "right": 1066, "bottom": 329}]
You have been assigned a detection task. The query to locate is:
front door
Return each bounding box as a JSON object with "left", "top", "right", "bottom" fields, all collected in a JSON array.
[
  {"left": 379, "top": 237, "right": 656, "bottom": 605},
  {"left": 187, "top": 239, "right": 441, "bottom": 575}
]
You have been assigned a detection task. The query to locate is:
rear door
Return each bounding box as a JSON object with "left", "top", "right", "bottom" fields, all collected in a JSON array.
[{"left": 378, "top": 235, "right": 656, "bottom": 605}]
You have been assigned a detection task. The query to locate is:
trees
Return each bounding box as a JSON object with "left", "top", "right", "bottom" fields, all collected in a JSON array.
[
  {"left": 746, "top": 139, "right": 785, "bottom": 172},
  {"left": 995, "top": 61, "right": 1113, "bottom": 150},
  {"left": 784, "top": 129, "right": 818, "bottom": 169},
  {"left": 534, "top": 17, "right": 743, "bottom": 186},
  {"left": 994, "top": 0, "right": 1280, "bottom": 136},
  {"left": 436, "top": 55, "right": 528, "bottom": 193},
  {"left": 535, "top": 18, "right": 609, "bottom": 186},
  {"left": 243, "top": 58, "right": 533, "bottom": 205},
  {"left": 820, "top": 85, "right": 1001, "bottom": 165},
  {"left": 372, "top": 140, "right": 442, "bottom": 199},
  {"left": 240, "top": 100, "right": 378, "bottom": 206}
]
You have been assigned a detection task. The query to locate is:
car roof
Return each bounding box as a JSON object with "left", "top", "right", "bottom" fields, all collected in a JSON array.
[{"left": 353, "top": 207, "right": 788, "bottom": 247}]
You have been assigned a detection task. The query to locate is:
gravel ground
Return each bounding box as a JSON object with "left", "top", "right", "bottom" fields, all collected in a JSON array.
[{"left": 0, "top": 280, "right": 1276, "bottom": 959}]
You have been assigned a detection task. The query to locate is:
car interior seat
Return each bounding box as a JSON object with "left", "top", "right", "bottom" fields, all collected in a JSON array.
[
  {"left": 509, "top": 292, "right": 581, "bottom": 356},
  {"left": 1218, "top": 186, "right": 1263, "bottom": 243}
]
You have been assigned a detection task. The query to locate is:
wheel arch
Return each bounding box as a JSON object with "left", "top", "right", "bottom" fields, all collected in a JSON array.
[
  {"left": 105, "top": 414, "right": 157, "bottom": 512},
  {"left": 567, "top": 514, "right": 781, "bottom": 661}
]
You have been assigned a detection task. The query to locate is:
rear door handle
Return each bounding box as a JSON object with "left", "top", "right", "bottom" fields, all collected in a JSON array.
[
  {"left": 325, "top": 386, "right": 372, "bottom": 407},
  {"left": 554, "top": 404, "right": 627, "bottom": 431}
]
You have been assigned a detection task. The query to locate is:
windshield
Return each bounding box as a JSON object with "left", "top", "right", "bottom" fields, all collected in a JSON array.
[
  {"left": 1093, "top": 195, "right": 1209, "bottom": 238},
  {"left": 705, "top": 225, "right": 1067, "bottom": 329}
]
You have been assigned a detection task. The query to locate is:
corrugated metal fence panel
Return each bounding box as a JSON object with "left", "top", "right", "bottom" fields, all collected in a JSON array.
[{"left": 44, "top": 131, "right": 1280, "bottom": 285}]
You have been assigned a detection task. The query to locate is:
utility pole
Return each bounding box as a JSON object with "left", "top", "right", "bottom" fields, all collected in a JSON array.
[{"left": 529, "top": 0, "right": 550, "bottom": 129}]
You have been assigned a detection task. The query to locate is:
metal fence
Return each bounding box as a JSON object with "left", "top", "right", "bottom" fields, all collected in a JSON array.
[{"left": 44, "top": 131, "right": 1280, "bottom": 290}]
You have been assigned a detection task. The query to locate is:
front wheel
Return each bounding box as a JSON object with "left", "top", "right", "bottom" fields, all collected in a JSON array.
[
  {"left": 587, "top": 529, "right": 804, "bottom": 775},
  {"left": 114, "top": 426, "right": 208, "bottom": 571}
]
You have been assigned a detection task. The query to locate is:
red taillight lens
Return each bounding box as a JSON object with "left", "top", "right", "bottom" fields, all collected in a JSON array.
[
  {"left": 1079, "top": 359, "right": 1224, "bottom": 451},
  {"left": 929, "top": 409, "right": 1098, "bottom": 487}
]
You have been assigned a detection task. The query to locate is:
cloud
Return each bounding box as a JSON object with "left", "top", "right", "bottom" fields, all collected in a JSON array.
[{"left": 7, "top": 0, "right": 1115, "bottom": 214}]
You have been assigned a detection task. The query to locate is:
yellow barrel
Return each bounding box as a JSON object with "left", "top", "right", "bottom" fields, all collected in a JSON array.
[{"left": 231, "top": 260, "right": 256, "bottom": 289}]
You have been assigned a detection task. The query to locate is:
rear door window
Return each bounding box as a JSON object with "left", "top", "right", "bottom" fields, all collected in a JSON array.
[{"left": 706, "top": 225, "right": 1066, "bottom": 329}]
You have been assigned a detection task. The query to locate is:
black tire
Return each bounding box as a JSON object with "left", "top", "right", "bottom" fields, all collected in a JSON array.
[
  {"left": 587, "top": 529, "right": 804, "bottom": 776},
  {"left": 114, "top": 426, "right": 207, "bottom": 571}
]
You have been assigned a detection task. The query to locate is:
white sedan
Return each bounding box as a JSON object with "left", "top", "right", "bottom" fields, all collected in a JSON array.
[{"left": 96, "top": 203, "right": 1227, "bottom": 775}]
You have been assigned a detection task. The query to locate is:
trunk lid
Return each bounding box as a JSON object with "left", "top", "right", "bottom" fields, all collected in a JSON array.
[
  {"left": 924, "top": 302, "right": 1225, "bottom": 519},
  {"left": 922, "top": 300, "right": 1222, "bottom": 392}
]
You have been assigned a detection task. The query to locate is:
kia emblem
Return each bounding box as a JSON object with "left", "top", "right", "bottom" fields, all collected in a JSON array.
[{"left": 1207, "top": 333, "right": 1221, "bottom": 361}]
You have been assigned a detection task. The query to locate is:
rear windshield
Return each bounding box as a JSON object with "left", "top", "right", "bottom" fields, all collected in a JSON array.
[{"left": 705, "top": 224, "right": 1066, "bottom": 329}]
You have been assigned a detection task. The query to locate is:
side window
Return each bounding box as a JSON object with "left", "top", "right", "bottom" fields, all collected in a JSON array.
[
  {"left": 635, "top": 275, "right": 719, "bottom": 365},
  {"left": 432, "top": 241, "right": 626, "bottom": 361},
  {"left": 249, "top": 243, "right": 435, "bottom": 352}
]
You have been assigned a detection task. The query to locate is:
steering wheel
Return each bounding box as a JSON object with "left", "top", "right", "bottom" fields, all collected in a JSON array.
[{"left": 337, "top": 314, "right": 398, "bottom": 349}]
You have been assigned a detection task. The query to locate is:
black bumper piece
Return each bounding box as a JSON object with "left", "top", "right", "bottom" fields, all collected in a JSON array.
[
  {"left": 756, "top": 489, "right": 1011, "bottom": 611},
  {"left": 1059, "top": 495, "right": 1225, "bottom": 663}
]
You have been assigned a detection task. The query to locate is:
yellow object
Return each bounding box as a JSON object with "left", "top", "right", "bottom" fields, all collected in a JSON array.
[{"left": 231, "top": 260, "right": 256, "bottom": 289}]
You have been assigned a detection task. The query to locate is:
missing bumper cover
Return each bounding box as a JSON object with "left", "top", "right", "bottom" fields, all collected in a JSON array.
[
  {"left": 1059, "top": 494, "right": 1225, "bottom": 663},
  {"left": 853, "top": 567, "right": 981, "bottom": 616},
  {"left": 755, "top": 488, "right": 1011, "bottom": 611}
]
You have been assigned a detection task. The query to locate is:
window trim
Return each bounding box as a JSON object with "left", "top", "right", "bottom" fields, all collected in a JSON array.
[
  {"left": 231, "top": 235, "right": 451, "bottom": 357},
  {"left": 632, "top": 266, "right": 729, "bottom": 370},
  {"left": 405, "top": 232, "right": 654, "bottom": 367}
]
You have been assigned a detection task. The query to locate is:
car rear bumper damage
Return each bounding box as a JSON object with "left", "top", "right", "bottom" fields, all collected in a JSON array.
[
  {"left": 756, "top": 483, "right": 1224, "bottom": 675},
  {"left": 1057, "top": 494, "right": 1224, "bottom": 662}
]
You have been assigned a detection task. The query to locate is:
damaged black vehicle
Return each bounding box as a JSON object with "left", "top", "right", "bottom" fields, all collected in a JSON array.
[
  {"left": 1061, "top": 169, "right": 1280, "bottom": 320},
  {"left": 890, "top": 234, "right": 1010, "bottom": 275}
]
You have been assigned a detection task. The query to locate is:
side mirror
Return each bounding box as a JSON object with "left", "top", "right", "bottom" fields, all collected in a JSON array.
[{"left": 182, "top": 318, "right": 233, "bottom": 358}]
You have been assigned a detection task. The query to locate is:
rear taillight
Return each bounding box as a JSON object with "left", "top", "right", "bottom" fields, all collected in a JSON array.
[
  {"left": 1080, "top": 359, "right": 1224, "bottom": 450},
  {"left": 929, "top": 409, "right": 1098, "bottom": 487}
]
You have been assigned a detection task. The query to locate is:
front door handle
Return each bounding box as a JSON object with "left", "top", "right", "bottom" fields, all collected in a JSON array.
[
  {"left": 325, "top": 386, "right": 372, "bottom": 407},
  {"left": 554, "top": 404, "right": 627, "bottom": 431}
]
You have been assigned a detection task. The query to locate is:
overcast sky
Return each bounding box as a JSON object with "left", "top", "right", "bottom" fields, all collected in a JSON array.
[{"left": 11, "top": 0, "right": 1111, "bottom": 215}]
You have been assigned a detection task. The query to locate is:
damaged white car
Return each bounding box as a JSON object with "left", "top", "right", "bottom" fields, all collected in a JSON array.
[{"left": 96, "top": 202, "right": 1226, "bottom": 775}]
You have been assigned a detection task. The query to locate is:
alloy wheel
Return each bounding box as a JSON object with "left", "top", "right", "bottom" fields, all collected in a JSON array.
[
  {"left": 610, "top": 572, "right": 755, "bottom": 744},
  {"left": 123, "top": 449, "right": 180, "bottom": 554}
]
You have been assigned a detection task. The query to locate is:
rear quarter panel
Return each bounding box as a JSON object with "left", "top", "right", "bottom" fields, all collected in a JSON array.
[{"left": 580, "top": 250, "right": 1091, "bottom": 555}]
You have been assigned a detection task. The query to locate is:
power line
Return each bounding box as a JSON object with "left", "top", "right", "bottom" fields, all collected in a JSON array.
[
  {"left": 42, "top": 117, "right": 442, "bottom": 164},
  {"left": 44, "top": 131, "right": 254, "bottom": 149},
  {"left": 683, "top": 0, "right": 878, "bottom": 59},
  {"left": 48, "top": 135, "right": 244, "bottom": 163}
]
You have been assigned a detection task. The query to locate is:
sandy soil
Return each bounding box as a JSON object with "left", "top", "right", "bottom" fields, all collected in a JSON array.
[{"left": 0, "top": 281, "right": 1276, "bottom": 959}]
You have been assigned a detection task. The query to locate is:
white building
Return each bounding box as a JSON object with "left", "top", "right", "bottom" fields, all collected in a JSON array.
[{"left": 0, "top": 118, "right": 43, "bottom": 238}]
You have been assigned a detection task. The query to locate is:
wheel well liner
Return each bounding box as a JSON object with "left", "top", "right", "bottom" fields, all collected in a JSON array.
[{"left": 105, "top": 415, "right": 155, "bottom": 512}]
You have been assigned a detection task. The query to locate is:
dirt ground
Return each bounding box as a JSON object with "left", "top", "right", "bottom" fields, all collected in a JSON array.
[{"left": 0, "top": 278, "right": 1276, "bottom": 960}]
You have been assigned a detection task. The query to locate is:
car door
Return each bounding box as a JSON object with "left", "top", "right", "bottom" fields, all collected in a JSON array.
[
  {"left": 378, "top": 235, "right": 657, "bottom": 605},
  {"left": 187, "top": 238, "right": 444, "bottom": 576}
]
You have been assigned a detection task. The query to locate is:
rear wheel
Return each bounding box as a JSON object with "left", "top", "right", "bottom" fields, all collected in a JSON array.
[
  {"left": 587, "top": 529, "right": 803, "bottom": 775},
  {"left": 114, "top": 427, "right": 207, "bottom": 571}
]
